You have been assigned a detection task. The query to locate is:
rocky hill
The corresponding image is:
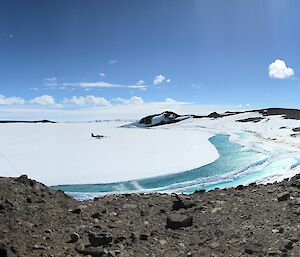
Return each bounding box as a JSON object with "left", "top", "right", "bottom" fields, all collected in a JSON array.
[{"left": 1, "top": 175, "right": 300, "bottom": 256}]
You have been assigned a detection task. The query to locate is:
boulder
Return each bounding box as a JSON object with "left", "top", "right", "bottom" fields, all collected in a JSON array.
[
  {"left": 88, "top": 232, "right": 113, "bottom": 247},
  {"left": 172, "top": 196, "right": 195, "bottom": 211},
  {"left": 166, "top": 213, "right": 193, "bottom": 229},
  {"left": 67, "top": 232, "right": 80, "bottom": 243},
  {"left": 277, "top": 192, "right": 290, "bottom": 201}
]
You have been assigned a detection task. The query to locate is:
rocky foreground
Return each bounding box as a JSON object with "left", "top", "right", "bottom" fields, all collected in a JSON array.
[{"left": 1, "top": 176, "right": 300, "bottom": 256}]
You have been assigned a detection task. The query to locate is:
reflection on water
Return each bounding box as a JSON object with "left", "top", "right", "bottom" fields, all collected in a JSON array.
[{"left": 51, "top": 134, "right": 299, "bottom": 200}]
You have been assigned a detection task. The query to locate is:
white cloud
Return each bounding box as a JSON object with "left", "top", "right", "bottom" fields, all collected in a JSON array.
[
  {"left": 153, "top": 74, "right": 166, "bottom": 85},
  {"left": 64, "top": 95, "right": 110, "bottom": 106},
  {"left": 113, "top": 96, "right": 144, "bottom": 105},
  {"left": 109, "top": 59, "right": 117, "bottom": 65},
  {"left": 268, "top": 59, "right": 294, "bottom": 79},
  {"left": 44, "top": 77, "right": 58, "bottom": 87},
  {"left": 0, "top": 95, "right": 25, "bottom": 105},
  {"left": 165, "top": 98, "right": 177, "bottom": 103},
  {"left": 136, "top": 80, "right": 145, "bottom": 86},
  {"left": 29, "top": 87, "right": 39, "bottom": 91},
  {"left": 99, "top": 73, "right": 106, "bottom": 77},
  {"left": 63, "top": 81, "right": 147, "bottom": 90},
  {"left": 29, "top": 95, "right": 56, "bottom": 105},
  {"left": 45, "top": 77, "right": 57, "bottom": 82},
  {"left": 166, "top": 79, "right": 171, "bottom": 83},
  {"left": 127, "top": 96, "right": 144, "bottom": 105}
]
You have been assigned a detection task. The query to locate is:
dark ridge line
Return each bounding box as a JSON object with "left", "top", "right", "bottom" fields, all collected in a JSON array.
[{"left": 0, "top": 120, "right": 56, "bottom": 124}]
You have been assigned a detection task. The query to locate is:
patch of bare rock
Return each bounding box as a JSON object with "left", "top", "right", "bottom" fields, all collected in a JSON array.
[{"left": 1, "top": 175, "right": 300, "bottom": 256}]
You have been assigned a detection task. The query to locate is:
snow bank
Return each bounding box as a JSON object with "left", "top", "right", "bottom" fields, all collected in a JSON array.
[{"left": 0, "top": 121, "right": 219, "bottom": 185}]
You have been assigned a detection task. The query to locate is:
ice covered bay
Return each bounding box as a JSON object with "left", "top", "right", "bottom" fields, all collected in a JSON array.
[{"left": 0, "top": 121, "right": 218, "bottom": 185}]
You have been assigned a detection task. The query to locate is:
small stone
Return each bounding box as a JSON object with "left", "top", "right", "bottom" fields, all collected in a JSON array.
[
  {"left": 67, "top": 232, "right": 80, "bottom": 243},
  {"left": 0, "top": 204, "right": 5, "bottom": 213},
  {"left": 75, "top": 240, "right": 85, "bottom": 252},
  {"left": 172, "top": 196, "right": 195, "bottom": 211},
  {"left": 210, "top": 242, "right": 220, "bottom": 249},
  {"left": 88, "top": 232, "right": 113, "bottom": 246},
  {"left": 122, "top": 203, "right": 137, "bottom": 209},
  {"left": 236, "top": 185, "right": 245, "bottom": 190},
  {"left": 211, "top": 207, "right": 222, "bottom": 214},
  {"left": 139, "top": 234, "right": 149, "bottom": 240},
  {"left": 166, "top": 213, "right": 193, "bottom": 229},
  {"left": 32, "top": 244, "right": 47, "bottom": 250},
  {"left": 244, "top": 243, "right": 263, "bottom": 254},
  {"left": 76, "top": 246, "right": 107, "bottom": 257},
  {"left": 283, "top": 240, "right": 293, "bottom": 250},
  {"left": 45, "top": 229, "right": 52, "bottom": 234},
  {"left": 159, "top": 239, "right": 167, "bottom": 246},
  {"left": 70, "top": 208, "right": 81, "bottom": 214},
  {"left": 277, "top": 192, "right": 290, "bottom": 201},
  {"left": 91, "top": 213, "right": 101, "bottom": 219}
]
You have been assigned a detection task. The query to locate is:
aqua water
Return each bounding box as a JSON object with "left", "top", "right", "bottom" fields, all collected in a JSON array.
[{"left": 51, "top": 134, "right": 299, "bottom": 200}]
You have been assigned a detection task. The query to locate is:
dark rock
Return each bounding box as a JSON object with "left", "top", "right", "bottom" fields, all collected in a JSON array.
[
  {"left": 70, "top": 208, "right": 81, "bottom": 214},
  {"left": 172, "top": 196, "right": 195, "bottom": 211},
  {"left": 207, "top": 112, "right": 221, "bottom": 118},
  {"left": 139, "top": 234, "right": 149, "bottom": 240},
  {"left": 236, "top": 117, "right": 264, "bottom": 123},
  {"left": 236, "top": 185, "right": 245, "bottom": 190},
  {"left": 277, "top": 192, "right": 290, "bottom": 201},
  {"left": 77, "top": 246, "right": 109, "bottom": 257},
  {"left": 244, "top": 243, "right": 263, "bottom": 254},
  {"left": 166, "top": 213, "right": 193, "bottom": 229},
  {"left": 88, "top": 232, "right": 113, "bottom": 247},
  {"left": 67, "top": 232, "right": 80, "bottom": 243},
  {"left": 283, "top": 240, "right": 293, "bottom": 250},
  {"left": 292, "top": 127, "right": 300, "bottom": 132},
  {"left": 193, "top": 189, "right": 206, "bottom": 194},
  {"left": 91, "top": 213, "right": 101, "bottom": 219},
  {"left": 0, "top": 241, "right": 18, "bottom": 257},
  {"left": 113, "top": 236, "right": 126, "bottom": 244}
]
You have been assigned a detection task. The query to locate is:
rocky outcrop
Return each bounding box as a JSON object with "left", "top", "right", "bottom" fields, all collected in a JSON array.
[
  {"left": 137, "top": 111, "right": 190, "bottom": 127},
  {"left": 2, "top": 175, "right": 300, "bottom": 256}
]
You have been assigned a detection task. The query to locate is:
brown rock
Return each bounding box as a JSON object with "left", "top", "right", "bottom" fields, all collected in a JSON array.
[{"left": 166, "top": 213, "right": 193, "bottom": 229}]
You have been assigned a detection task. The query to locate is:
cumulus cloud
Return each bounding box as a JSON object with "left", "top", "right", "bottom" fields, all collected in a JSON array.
[
  {"left": 29, "top": 95, "right": 56, "bottom": 105},
  {"left": 0, "top": 95, "right": 25, "bottom": 105},
  {"left": 63, "top": 95, "right": 110, "bottom": 106},
  {"left": 153, "top": 74, "right": 166, "bottom": 85},
  {"left": 268, "top": 59, "right": 294, "bottom": 79},
  {"left": 153, "top": 74, "right": 171, "bottom": 85},
  {"left": 127, "top": 96, "right": 144, "bottom": 105},
  {"left": 113, "top": 96, "right": 144, "bottom": 105},
  {"left": 136, "top": 80, "right": 145, "bottom": 86},
  {"left": 99, "top": 73, "right": 106, "bottom": 77},
  {"left": 44, "top": 77, "right": 58, "bottom": 87},
  {"left": 63, "top": 81, "right": 146, "bottom": 90}
]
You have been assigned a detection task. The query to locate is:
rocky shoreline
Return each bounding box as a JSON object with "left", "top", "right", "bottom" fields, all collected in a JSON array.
[{"left": 1, "top": 175, "right": 300, "bottom": 256}]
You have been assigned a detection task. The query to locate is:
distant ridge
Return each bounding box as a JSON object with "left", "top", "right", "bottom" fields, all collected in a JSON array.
[
  {"left": 0, "top": 120, "right": 56, "bottom": 124},
  {"left": 133, "top": 108, "right": 300, "bottom": 128}
]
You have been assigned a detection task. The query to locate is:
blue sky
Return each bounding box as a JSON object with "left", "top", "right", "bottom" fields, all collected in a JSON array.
[{"left": 0, "top": 0, "right": 300, "bottom": 111}]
